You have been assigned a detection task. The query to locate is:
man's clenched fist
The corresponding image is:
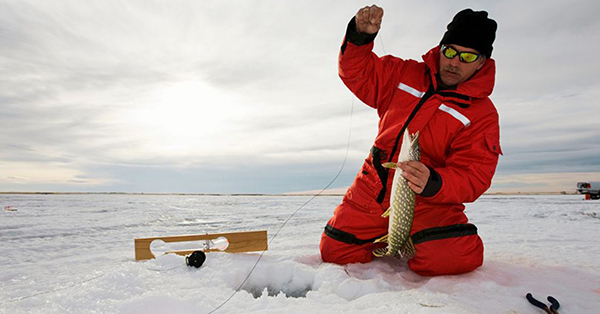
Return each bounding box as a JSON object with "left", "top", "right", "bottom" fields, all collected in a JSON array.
[{"left": 355, "top": 5, "right": 384, "bottom": 34}]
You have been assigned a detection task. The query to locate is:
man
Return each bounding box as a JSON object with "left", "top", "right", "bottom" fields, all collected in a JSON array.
[{"left": 320, "top": 6, "right": 501, "bottom": 276}]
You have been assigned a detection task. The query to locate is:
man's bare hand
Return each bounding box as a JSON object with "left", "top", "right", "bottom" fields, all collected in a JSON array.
[
  {"left": 398, "top": 161, "right": 430, "bottom": 194},
  {"left": 355, "top": 5, "right": 383, "bottom": 34}
]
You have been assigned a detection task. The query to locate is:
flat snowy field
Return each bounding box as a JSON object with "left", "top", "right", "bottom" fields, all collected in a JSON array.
[{"left": 1, "top": 194, "right": 599, "bottom": 313}]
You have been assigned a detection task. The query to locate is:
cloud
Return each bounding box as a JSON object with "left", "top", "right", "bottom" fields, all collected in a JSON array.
[{"left": 1, "top": 0, "right": 599, "bottom": 193}]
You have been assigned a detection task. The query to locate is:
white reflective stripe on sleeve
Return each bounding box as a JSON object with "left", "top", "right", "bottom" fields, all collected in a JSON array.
[
  {"left": 398, "top": 83, "right": 425, "bottom": 98},
  {"left": 438, "top": 104, "right": 471, "bottom": 127}
]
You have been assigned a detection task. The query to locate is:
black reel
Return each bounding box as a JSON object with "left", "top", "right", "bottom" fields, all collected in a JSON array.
[{"left": 185, "top": 250, "right": 206, "bottom": 268}]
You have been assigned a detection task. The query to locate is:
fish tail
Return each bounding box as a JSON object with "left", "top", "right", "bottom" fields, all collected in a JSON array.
[
  {"left": 373, "top": 247, "right": 388, "bottom": 257},
  {"left": 399, "top": 238, "right": 416, "bottom": 259}
]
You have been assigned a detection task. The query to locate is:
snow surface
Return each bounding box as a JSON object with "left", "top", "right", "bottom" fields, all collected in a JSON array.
[{"left": 1, "top": 194, "right": 599, "bottom": 313}]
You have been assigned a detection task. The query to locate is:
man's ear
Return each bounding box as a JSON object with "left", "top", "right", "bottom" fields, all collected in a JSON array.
[{"left": 476, "top": 56, "right": 487, "bottom": 70}]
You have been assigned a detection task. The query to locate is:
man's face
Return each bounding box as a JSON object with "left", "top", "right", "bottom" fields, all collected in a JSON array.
[{"left": 438, "top": 44, "right": 486, "bottom": 87}]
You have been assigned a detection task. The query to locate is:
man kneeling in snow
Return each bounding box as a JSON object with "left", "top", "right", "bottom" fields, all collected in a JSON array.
[{"left": 320, "top": 5, "right": 502, "bottom": 276}]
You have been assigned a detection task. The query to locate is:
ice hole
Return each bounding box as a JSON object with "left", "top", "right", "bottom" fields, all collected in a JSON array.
[
  {"left": 241, "top": 284, "right": 313, "bottom": 299},
  {"left": 224, "top": 255, "right": 317, "bottom": 299}
]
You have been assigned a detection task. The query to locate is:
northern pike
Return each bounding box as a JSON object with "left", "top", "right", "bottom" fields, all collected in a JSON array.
[{"left": 373, "top": 129, "right": 420, "bottom": 258}]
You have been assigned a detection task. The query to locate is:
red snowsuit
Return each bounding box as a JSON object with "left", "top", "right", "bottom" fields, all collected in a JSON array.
[{"left": 320, "top": 29, "right": 502, "bottom": 276}]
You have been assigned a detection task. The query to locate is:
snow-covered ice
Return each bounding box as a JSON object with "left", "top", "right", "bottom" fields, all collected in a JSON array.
[{"left": 1, "top": 194, "right": 599, "bottom": 313}]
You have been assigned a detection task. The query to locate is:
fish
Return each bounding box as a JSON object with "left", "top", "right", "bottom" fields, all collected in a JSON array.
[{"left": 373, "top": 128, "right": 420, "bottom": 258}]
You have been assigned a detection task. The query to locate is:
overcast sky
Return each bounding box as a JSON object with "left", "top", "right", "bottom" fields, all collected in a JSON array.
[{"left": 1, "top": 0, "right": 599, "bottom": 194}]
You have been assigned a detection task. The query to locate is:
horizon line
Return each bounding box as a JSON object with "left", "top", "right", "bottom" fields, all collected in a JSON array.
[{"left": 0, "top": 191, "right": 581, "bottom": 196}]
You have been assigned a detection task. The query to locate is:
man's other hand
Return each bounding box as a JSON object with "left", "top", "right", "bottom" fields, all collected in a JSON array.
[
  {"left": 398, "top": 161, "right": 430, "bottom": 194},
  {"left": 355, "top": 5, "right": 383, "bottom": 34}
]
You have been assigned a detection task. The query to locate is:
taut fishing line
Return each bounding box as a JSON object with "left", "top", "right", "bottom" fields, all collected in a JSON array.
[
  {"left": 379, "top": 33, "right": 387, "bottom": 55},
  {"left": 208, "top": 32, "right": 388, "bottom": 314},
  {"left": 207, "top": 96, "right": 356, "bottom": 314}
]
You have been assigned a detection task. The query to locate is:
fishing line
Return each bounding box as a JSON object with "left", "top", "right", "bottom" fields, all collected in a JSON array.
[
  {"left": 207, "top": 96, "right": 356, "bottom": 314},
  {"left": 378, "top": 33, "right": 387, "bottom": 55},
  {"left": 208, "top": 33, "right": 389, "bottom": 313}
]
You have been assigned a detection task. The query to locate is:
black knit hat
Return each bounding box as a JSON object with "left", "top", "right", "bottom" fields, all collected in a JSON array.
[{"left": 440, "top": 9, "right": 497, "bottom": 58}]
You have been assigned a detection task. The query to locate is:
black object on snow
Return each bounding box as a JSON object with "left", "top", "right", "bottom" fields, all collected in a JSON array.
[
  {"left": 186, "top": 251, "right": 206, "bottom": 268},
  {"left": 526, "top": 293, "right": 560, "bottom": 314}
]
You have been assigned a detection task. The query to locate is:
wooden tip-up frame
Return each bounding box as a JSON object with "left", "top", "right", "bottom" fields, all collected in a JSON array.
[{"left": 134, "top": 230, "right": 268, "bottom": 261}]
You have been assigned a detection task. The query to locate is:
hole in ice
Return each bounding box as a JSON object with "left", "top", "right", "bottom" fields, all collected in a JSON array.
[
  {"left": 241, "top": 284, "right": 313, "bottom": 299},
  {"left": 150, "top": 237, "right": 229, "bottom": 256},
  {"left": 235, "top": 263, "right": 316, "bottom": 299}
]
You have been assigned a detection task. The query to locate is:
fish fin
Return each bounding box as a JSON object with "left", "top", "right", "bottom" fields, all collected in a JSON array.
[
  {"left": 374, "top": 234, "right": 388, "bottom": 244},
  {"left": 382, "top": 162, "right": 398, "bottom": 169},
  {"left": 381, "top": 208, "right": 391, "bottom": 218},
  {"left": 399, "top": 238, "right": 416, "bottom": 259},
  {"left": 373, "top": 248, "right": 388, "bottom": 257}
]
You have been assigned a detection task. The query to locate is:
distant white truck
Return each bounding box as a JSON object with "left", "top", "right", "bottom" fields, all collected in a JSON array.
[{"left": 577, "top": 182, "right": 600, "bottom": 200}]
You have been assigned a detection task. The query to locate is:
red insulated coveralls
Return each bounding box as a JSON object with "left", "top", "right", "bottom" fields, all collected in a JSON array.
[{"left": 320, "top": 32, "right": 502, "bottom": 276}]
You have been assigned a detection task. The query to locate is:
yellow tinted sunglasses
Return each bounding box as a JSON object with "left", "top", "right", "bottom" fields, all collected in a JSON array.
[{"left": 441, "top": 44, "right": 481, "bottom": 63}]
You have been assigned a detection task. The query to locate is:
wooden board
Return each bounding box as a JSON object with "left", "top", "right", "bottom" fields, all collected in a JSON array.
[{"left": 134, "top": 230, "right": 268, "bottom": 261}]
